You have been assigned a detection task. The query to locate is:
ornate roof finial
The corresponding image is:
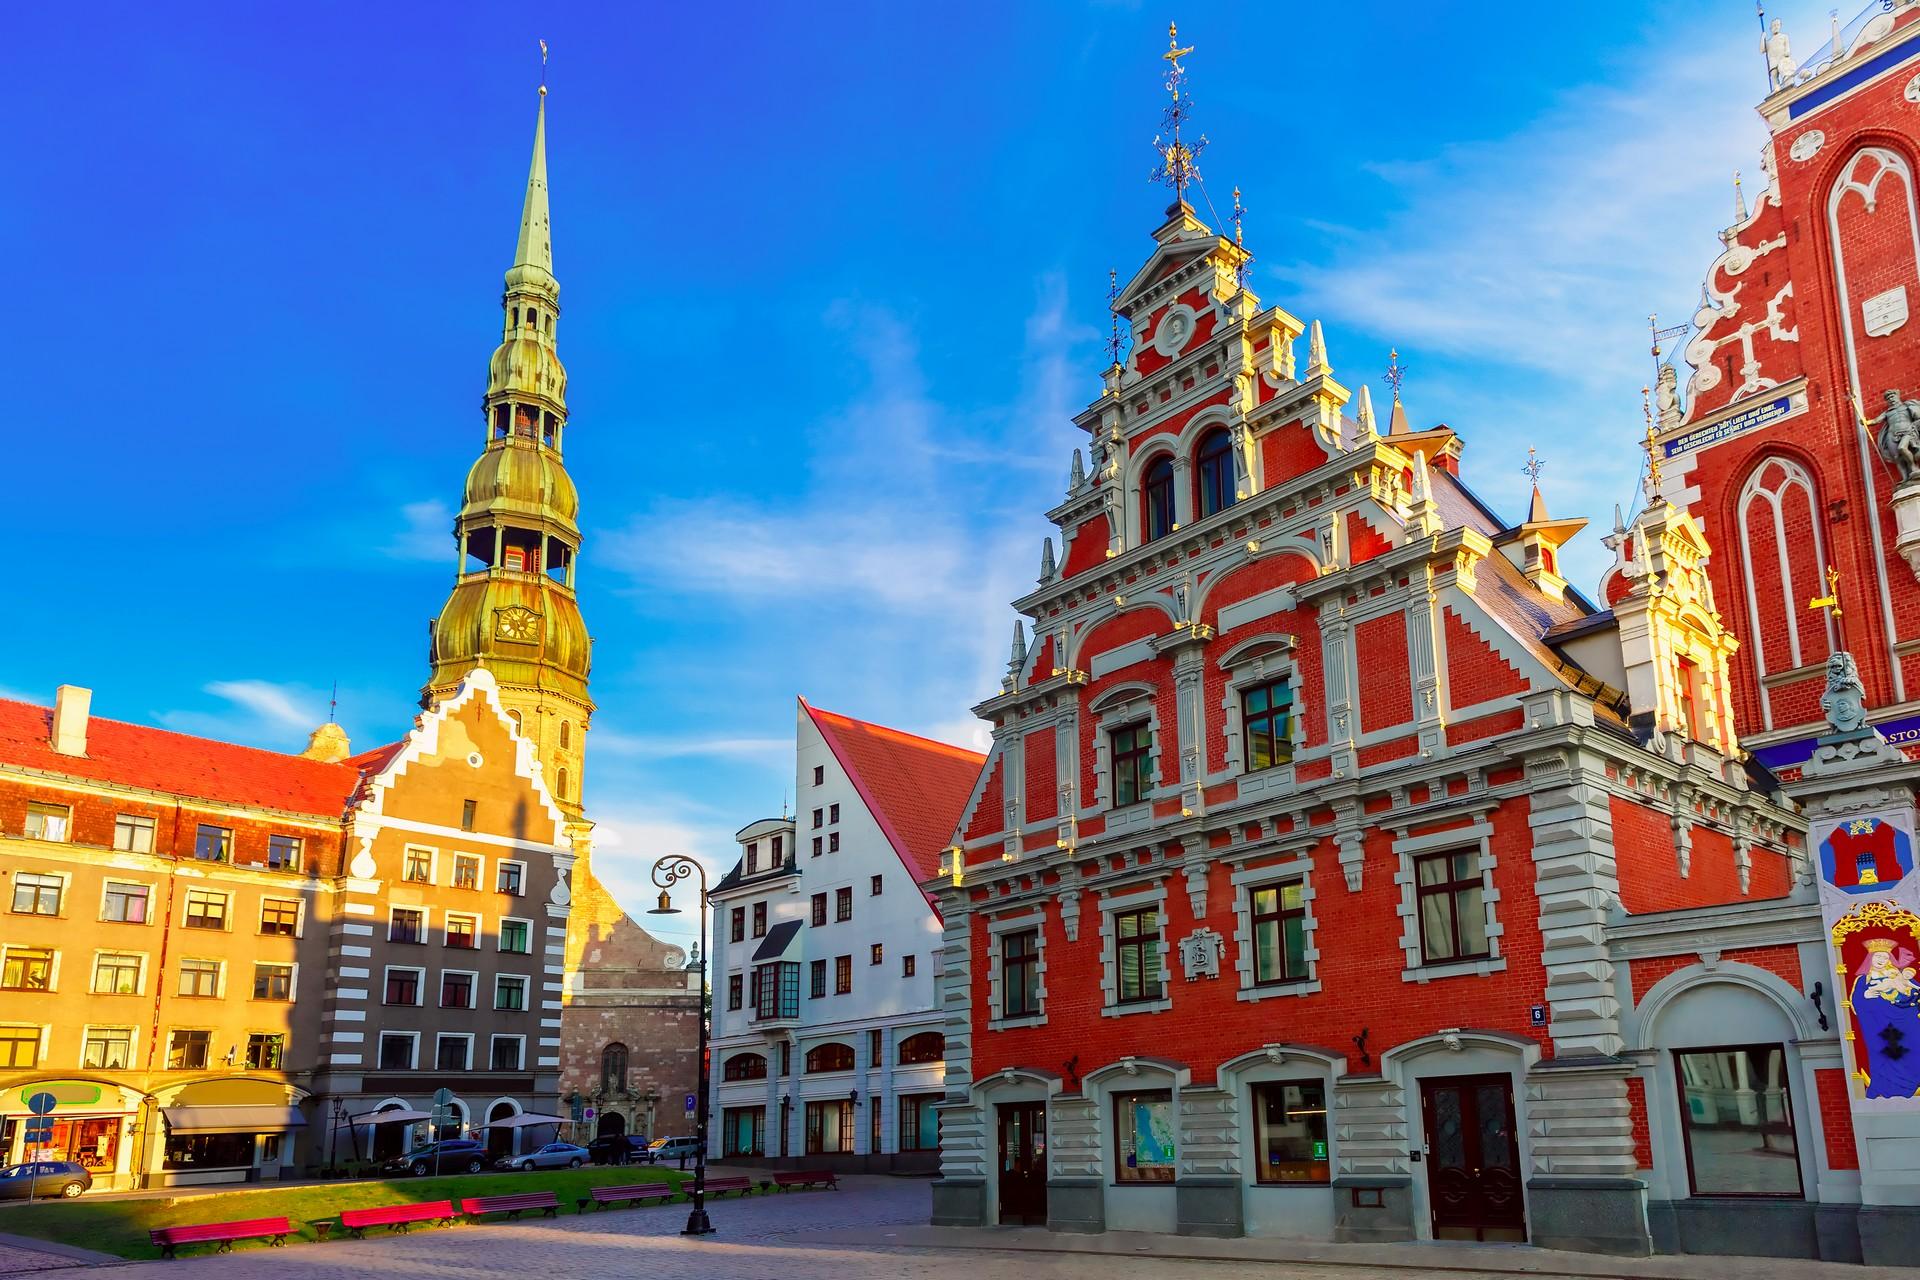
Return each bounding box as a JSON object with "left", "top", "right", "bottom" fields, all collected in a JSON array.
[
  {"left": 1733, "top": 169, "right": 1747, "bottom": 224},
  {"left": 1524, "top": 447, "right": 1550, "bottom": 522},
  {"left": 1230, "top": 185, "right": 1252, "bottom": 293},
  {"left": 1355, "top": 383, "right": 1378, "bottom": 437},
  {"left": 1105, "top": 267, "right": 1123, "bottom": 366},
  {"left": 1040, "top": 536, "right": 1057, "bottom": 581},
  {"left": 1010, "top": 619, "right": 1029, "bottom": 668},
  {"left": 1306, "top": 320, "right": 1329, "bottom": 379},
  {"left": 539, "top": 38, "right": 548, "bottom": 96},
  {"left": 1385, "top": 347, "right": 1407, "bottom": 404},
  {"left": 1070, "top": 447, "right": 1086, "bottom": 489},
  {"left": 1151, "top": 23, "right": 1207, "bottom": 205}
]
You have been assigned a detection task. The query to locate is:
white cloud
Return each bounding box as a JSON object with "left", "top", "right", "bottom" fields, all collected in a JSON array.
[
  {"left": 159, "top": 679, "right": 325, "bottom": 749},
  {"left": 584, "top": 794, "right": 741, "bottom": 954},
  {"left": 590, "top": 731, "right": 792, "bottom": 765},
  {"left": 384, "top": 499, "right": 453, "bottom": 562}
]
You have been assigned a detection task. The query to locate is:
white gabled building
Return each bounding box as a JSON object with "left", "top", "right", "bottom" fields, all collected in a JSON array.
[{"left": 707, "top": 699, "right": 983, "bottom": 1170}]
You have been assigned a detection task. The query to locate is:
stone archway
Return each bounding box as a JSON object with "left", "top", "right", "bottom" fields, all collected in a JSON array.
[
  {"left": 596, "top": 1111, "right": 626, "bottom": 1138},
  {"left": 486, "top": 1101, "right": 517, "bottom": 1159}
]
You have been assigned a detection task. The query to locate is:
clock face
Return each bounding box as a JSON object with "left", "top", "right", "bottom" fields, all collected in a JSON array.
[{"left": 495, "top": 606, "right": 542, "bottom": 643}]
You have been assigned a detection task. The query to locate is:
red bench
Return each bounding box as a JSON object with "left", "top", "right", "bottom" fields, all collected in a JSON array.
[
  {"left": 148, "top": 1217, "right": 291, "bottom": 1258},
  {"left": 699, "top": 1176, "right": 755, "bottom": 1197},
  {"left": 339, "top": 1200, "right": 454, "bottom": 1237},
  {"left": 461, "top": 1190, "right": 562, "bottom": 1221},
  {"left": 771, "top": 1169, "right": 839, "bottom": 1191},
  {"left": 581, "top": 1182, "right": 678, "bottom": 1211}
]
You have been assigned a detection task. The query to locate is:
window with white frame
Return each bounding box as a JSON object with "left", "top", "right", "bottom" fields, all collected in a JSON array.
[
  {"left": 384, "top": 966, "right": 424, "bottom": 1005},
  {"left": 177, "top": 957, "right": 221, "bottom": 997},
  {"left": 24, "top": 802, "right": 71, "bottom": 842},
  {"left": 435, "top": 1033, "right": 473, "bottom": 1071},
  {"left": 444, "top": 912, "right": 480, "bottom": 950},
  {"left": 11, "top": 872, "right": 63, "bottom": 916},
  {"left": 450, "top": 853, "right": 481, "bottom": 890},
  {"left": 490, "top": 1035, "right": 525, "bottom": 1071},
  {"left": 1393, "top": 822, "right": 1504, "bottom": 980},
  {"left": 252, "top": 962, "right": 294, "bottom": 1000},
  {"left": 496, "top": 860, "right": 525, "bottom": 895},
  {"left": 183, "top": 888, "right": 229, "bottom": 930},
  {"left": 80, "top": 1026, "right": 130, "bottom": 1070},
  {"left": 101, "top": 881, "right": 150, "bottom": 923},
  {"left": 402, "top": 846, "right": 434, "bottom": 884},
  {"left": 92, "top": 951, "right": 143, "bottom": 995},
  {"left": 389, "top": 907, "right": 426, "bottom": 943},
  {"left": 112, "top": 814, "right": 156, "bottom": 853},
  {"left": 0, "top": 1024, "right": 38, "bottom": 1068},
  {"left": 1098, "top": 884, "right": 1170, "bottom": 1015},
  {"left": 1249, "top": 881, "right": 1308, "bottom": 984},
  {"left": 378, "top": 1031, "right": 418, "bottom": 1070},
  {"left": 1, "top": 946, "right": 54, "bottom": 991},
  {"left": 259, "top": 898, "right": 299, "bottom": 937},
  {"left": 440, "top": 970, "right": 477, "bottom": 1009},
  {"left": 267, "top": 834, "right": 302, "bottom": 871},
  {"left": 494, "top": 974, "right": 528, "bottom": 1011},
  {"left": 499, "top": 917, "right": 532, "bottom": 953},
  {"left": 1109, "top": 723, "right": 1153, "bottom": 808}
]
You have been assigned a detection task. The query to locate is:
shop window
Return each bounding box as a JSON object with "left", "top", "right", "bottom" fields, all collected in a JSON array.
[
  {"left": 101, "top": 882, "right": 150, "bottom": 923},
  {"left": 177, "top": 958, "right": 221, "bottom": 997},
  {"left": 897, "top": 1032, "right": 944, "bottom": 1065},
  {"left": 1, "top": 947, "right": 53, "bottom": 991},
  {"left": 193, "top": 824, "right": 231, "bottom": 863},
  {"left": 805, "top": 1099, "right": 854, "bottom": 1153},
  {"left": 1240, "top": 677, "right": 1295, "bottom": 771},
  {"left": 167, "top": 1029, "right": 210, "bottom": 1070},
  {"left": 1196, "top": 428, "right": 1235, "bottom": 518},
  {"left": 1003, "top": 929, "right": 1040, "bottom": 1017},
  {"left": 11, "top": 873, "right": 63, "bottom": 916},
  {"left": 1250, "top": 881, "right": 1308, "bottom": 984},
  {"left": 1110, "top": 722, "right": 1153, "bottom": 808},
  {"left": 112, "top": 814, "right": 155, "bottom": 853},
  {"left": 1115, "top": 907, "right": 1163, "bottom": 1004},
  {"left": 259, "top": 898, "right": 298, "bottom": 937},
  {"left": 723, "top": 1106, "right": 765, "bottom": 1157},
  {"left": 1251, "top": 1080, "right": 1330, "bottom": 1183},
  {"left": 0, "top": 1025, "right": 38, "bottom": 1067},
  {"left": 1142, "top": 456, "right": 1175, "bottom": 541},
  {"left": 252, "top": 963, "right": 293, "bottom": 1001},
  {"left": 1675, "top": 1045, "right": 1803, "bottom": 1197},
  {"left": 24, "top": 802, "right": 71, "bottom": 842},
  {"left": 1114, "top": 1090, "right": 1176, "bottom": 1182},
  {"left": 246, "top": 1033, "right": 285, "bottom": 1070},
  {"left": 1414, "top": 850, "right": 1489, "bottom": 963},
  {"left": 183, "top": 889, "right": 229, "bottom": 930},
  {"left": 81, "top": 1028, "right": 130, "bottom": 1071},
  {"left": 163, "top": 1131, "right": 253, "bottom": 1170},
  {"left": 899, "top": 1093, "right": 941, "bottom": 1151},
  {"left": 805, "top": 1041, "right": 854, "bottom": 1073},
  {"left": 723, "top": 1052, "right": 767, "bottom": 1081}
]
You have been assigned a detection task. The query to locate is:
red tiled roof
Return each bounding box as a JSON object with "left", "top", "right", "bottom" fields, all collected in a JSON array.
[
  {"left": 803, "top": 700, "right": 986, "bottom": 882},
  {"left": 0, "top": 697, "right": 369, "bottom": 818}
]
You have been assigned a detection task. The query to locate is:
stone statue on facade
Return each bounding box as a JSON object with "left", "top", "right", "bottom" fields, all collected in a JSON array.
[
  {"left": 1876, "top": 389, "right": 1920, "bottom": 482},
  {"left": 1764, "top": 19, "right": 1796, "bottom": 89},
  {"left": 1821, "top": 650, "right": 1869, "bottom": 734}
]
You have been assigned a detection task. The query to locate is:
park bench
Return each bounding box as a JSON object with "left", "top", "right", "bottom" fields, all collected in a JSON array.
[
  {"left": 771, "top": 1169, "right": 839, "bottom": 1191},
  {"left": 339, "top": 1200, "right": 454, "bottom": 1237},
  {"left": 148, "top": 1216, "right": 291, "bottom": 1258},
  {"left": 581, "top": 1182, "right": 679, "bottom": 1211},
  {"left": 701, "top": 1176, "right": 755, "bottom": 1197},
  {"left": 461, "top": 1189, "right": 562, "bottom": 1221}
]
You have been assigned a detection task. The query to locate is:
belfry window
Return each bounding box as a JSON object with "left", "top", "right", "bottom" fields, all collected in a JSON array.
[
  {"left": 541, "top": 412, "right": 557, "bottom": 448},
  {"left": 1196, "top": 428, "right": 1234, "bottom": 517},
  {"left": 1143, "top": 456, "right": 1175, "bottom": 542},
  {"left": 501, "top": 527, "right": 542, "bottom": 573},
  {"left": 493, "top": 404, "right": 511, "bottom": 439},
  {"left": 514, "top": 404, "right": 536, "bottom": 438}
]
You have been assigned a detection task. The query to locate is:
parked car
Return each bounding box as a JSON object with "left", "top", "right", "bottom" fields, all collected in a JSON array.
[
  {"left": 586, "top": 1135, "right": 650, "bottom": 1165},
  {"left": 496, "top": 1141, "right": 589, "bottom": 1172},
  {"left": 0, "top": 1161, "right": 90, "bottom": 1200},
  {"left": 636, "top": 1135, "right": 701, "bottom": 1164},
  {"left": 383, "top": 1138, "right": 488, "bottom": 1177}
]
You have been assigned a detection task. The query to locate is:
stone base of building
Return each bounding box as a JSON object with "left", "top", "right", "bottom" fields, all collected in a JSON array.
[
  {"left": 1650, "top": 1198, "right": 1830, "bottom": 1260},
  {"left": 1859, "top": 1205, "right": 1920, "bottom": 1267},
  {"left": 1331, "top": 1176, "right": 1413, "bottom": 1243},
  {"left": 1174, "top": 1177, "right": 1241, "bottom": 1237},
  {"left": 930, "top": 1178, "right": 986, "bottom": 1226},
  {"left": 1047, "top": 1177, "right": 1105, "bottom": 1233},
  {"left": 1525, "top": 1177, "right": 1650, "bottom": 1256}
]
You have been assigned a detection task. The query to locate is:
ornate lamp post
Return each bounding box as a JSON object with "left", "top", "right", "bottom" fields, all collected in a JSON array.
[{"left": 648, "top": 853, "right": 715, "bottom": 1236}]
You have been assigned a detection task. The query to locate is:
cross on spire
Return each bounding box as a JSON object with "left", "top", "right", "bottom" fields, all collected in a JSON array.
[
  {"left": 1523, "top": 446, "right": 1545, "bottom": 487},
  {"left": 1151, "top": 23, "right": 1207, "bottom": 203}
]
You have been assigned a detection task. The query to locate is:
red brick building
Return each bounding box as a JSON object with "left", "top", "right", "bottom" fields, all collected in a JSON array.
[{"left": 925, "top": 18, "right": 1920, "bottom": 1265}]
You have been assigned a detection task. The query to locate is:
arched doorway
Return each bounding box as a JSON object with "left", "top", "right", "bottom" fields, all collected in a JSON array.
[
  {"left": 486, "top": 1102, "right": 517, "bottom": 1160},
  {"left": 596, "top": 1111, "right": 626, "bottom": 1138},
  {"left": 371, "top": 1104, "right": 410, "bottom": 1162}
]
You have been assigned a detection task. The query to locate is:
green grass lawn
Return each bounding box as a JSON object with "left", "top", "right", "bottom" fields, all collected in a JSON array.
[{"left": 0, "top": 1164, "right": 687, "bottom": 1261}]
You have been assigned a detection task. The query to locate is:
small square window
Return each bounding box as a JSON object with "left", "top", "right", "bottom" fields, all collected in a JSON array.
[
  {"left": 167, "top": 1029, "right": 210, "bottom": 1071},
  {"left": 499, "top": 919, "right": 531, "bottom": 953},
  {"left": 79, "top": 1027, "right": 128, "bottom": 1070},
  {"left": 102, "top": 882, "right": 149, "bottom": 923},
  {"left": 252, "top": 962, "right": 293, "bottom": 1001},
  {"left": 445, "top": 915, "right": 478, "bottom": 949},
  {"left": 384, "top": 968, "right": 422, "bottom": 1005},
  {"left": 24, "top": 803, "right": 71, "bottom": 842},
  {"left": 490, "top": 1037, "right": 524, "bottom": 1070},
  {"left": 267, "top": 834, "right": 303, "bottom": 871},
  {"left": 246, "top": 1033, "right": 285, "bottom": 1070},
  {"left": 259, "top": 899, "right": 299, "bottom": 937},
  {"left": 176, "top": 955, "right": 220, "bottom": 997},
  {"left": 436, "top": 1034, "right": 472, "bottom": 1071},
  {"left": 378, "top": 1033, "right": 416, "bottom": 1070},
  {"left": 112, "top": 814, "right": 156, "bottom": 853},
  {"left": 402, "top": 848, "right": 433, "bottom": 884},
  {"left": 390, "top": 908, "right": 425, "bottom": 944},
  {"left": 11, "top": 873, "right": 62, "bottom": 916},
  {"left": 192, "top": 824, "right": 231, "bottom": 863},
  {"left": 440, "top": 971, "right": 475, "bottom": 1009},
  {"left": 497, "top": 862, "right": 525, "bottom": 895},
  {"left": 0, "top": 947, "right": 53, "bottom": 991},
  {"left": 183, "top": 889, "right": 228, "bottom": 930},
  {"left": 870, "top": 943, "right": 883, "bottom": 966},
  {"left": 92, "top": 952, "right": 141, "bottom": 994},
  {"left": 494, "top": 975, "right": 527, "bottom": 1011},
  {"left": 451, "top": 854, "right": 481, "bottom": 890},
  {"left": 870, "top": 874, "right": 883, "bottom": 896}
]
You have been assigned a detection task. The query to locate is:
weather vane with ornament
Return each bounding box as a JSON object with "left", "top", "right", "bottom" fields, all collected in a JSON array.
[
  {"left": 1152, "top": 23, "right": 1208, "bottom": 203},
  {"left": 1523, "top": 446, "right": 1545, "bottom": 488}
]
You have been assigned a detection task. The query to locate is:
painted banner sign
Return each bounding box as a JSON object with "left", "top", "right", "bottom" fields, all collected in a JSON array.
[
  {"left": 1813, "top": 810, "right": 1920, "bottom": 1108},
  {"left": 1661, "top": 394, "right": 1797, "bottom": 460}
]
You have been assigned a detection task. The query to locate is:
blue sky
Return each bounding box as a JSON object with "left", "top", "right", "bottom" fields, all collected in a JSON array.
[{"left": 7, "top": 2, "right": 1848, "bottom": 948}]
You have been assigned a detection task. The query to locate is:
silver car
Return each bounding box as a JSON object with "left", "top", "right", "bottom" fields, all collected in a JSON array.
[{"left": 497, "top": 1141, "right": 588, "bottom": 1171}]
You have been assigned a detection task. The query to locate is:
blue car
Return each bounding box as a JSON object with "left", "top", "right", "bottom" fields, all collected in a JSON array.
[{"left": 0, "top": 1161, "right": 91, "bottom": 1200}]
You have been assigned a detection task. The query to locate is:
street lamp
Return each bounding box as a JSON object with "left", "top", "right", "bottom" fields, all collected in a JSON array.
[{"left": 648, "top": 853, "right": 715, "bottom": 1236}]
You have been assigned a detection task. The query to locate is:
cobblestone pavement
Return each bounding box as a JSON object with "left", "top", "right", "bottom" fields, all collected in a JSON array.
[
  {"left": 0, "top": 1242, "right": 84, "bottom": 1275},
  {"left": 0, "top": 1178, "right": 1895, "bottom": 1280}
]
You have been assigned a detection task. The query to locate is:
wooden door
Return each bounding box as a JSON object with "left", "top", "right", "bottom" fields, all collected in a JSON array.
[
  {"left": 1420, "top": 1074, "right": 1525, "bottom": 1242},
  {"left": 996, "top": 1102, "right": 1047, "bottom": 1226}
]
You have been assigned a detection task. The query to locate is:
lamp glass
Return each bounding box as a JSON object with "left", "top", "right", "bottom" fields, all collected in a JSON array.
[{"left": 647, "top": 889, "right": 678, "bottom": 915}]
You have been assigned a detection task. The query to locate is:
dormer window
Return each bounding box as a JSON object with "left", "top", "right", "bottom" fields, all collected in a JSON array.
[
  {"left": 1143, "top": 456, "right": 1175, "bottom": 542},
  {"left": 1196, "top": 428, "right": 1234, "bottom": 517}
]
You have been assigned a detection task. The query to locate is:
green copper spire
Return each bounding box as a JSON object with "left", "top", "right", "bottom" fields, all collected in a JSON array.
[{"left": 511, "top": 86, "right": 554, "bottom": 286}]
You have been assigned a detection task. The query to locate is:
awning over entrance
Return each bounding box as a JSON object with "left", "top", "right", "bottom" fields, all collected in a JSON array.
[
  {"left": 355, "top": 1108, "right": 432, "bottom": 1125},
  {"left": 753, "top": 919, "right": 803, "bottom": 962},
  {"left": 480, "top": 1112, "right": 568, "bottom": 1129},
  {"left": 161, "top": 1105, "right": 306, "bottom": 1135}
]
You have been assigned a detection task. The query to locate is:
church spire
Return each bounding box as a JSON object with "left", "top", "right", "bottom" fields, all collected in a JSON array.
[{"left": 512, "top": 82, "right": 554, "bottom": 284}]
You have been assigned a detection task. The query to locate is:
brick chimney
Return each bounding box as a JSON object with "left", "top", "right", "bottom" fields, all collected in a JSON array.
[{"left": 51, "top": 685, "right": 91, "bottom": 756}]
